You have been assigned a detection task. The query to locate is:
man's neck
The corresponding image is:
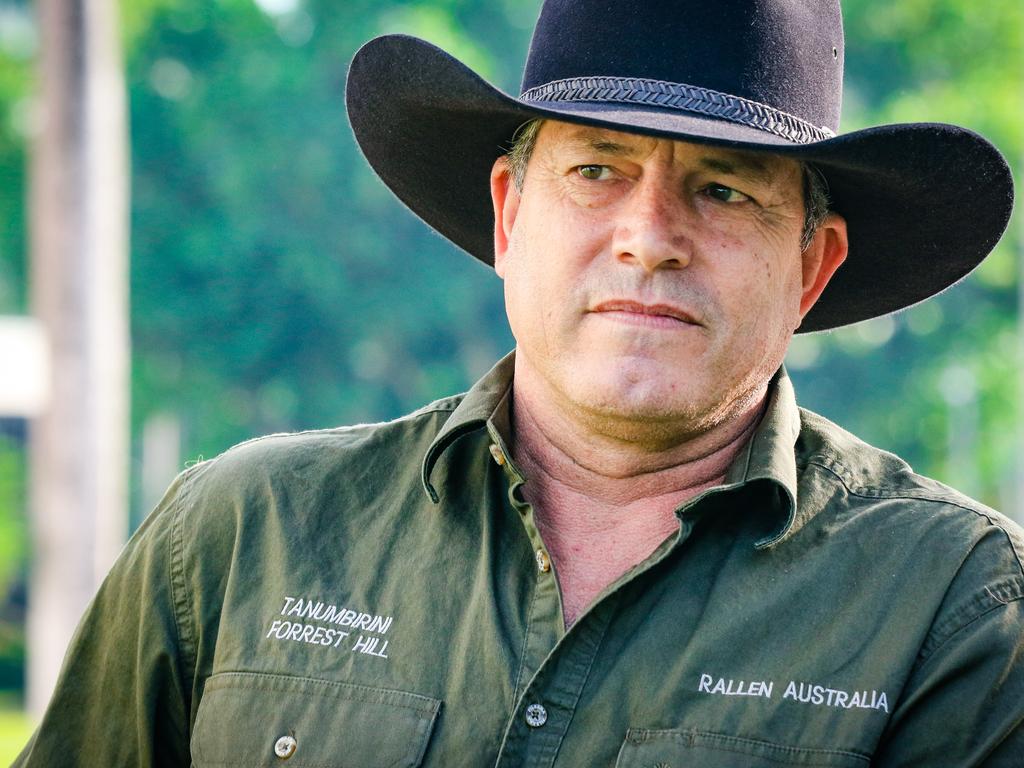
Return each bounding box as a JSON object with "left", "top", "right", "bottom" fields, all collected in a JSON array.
[
  {"left": 510, "top": 371, "right": 767, "bottom": 511},
  {"left": 508, "top": 366, "right": 767, "bottom": 626}
]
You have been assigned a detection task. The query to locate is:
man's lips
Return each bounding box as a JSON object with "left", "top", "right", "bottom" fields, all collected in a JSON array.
[{"left": 590, "top": 300, "right": 701, "bottom": 327}]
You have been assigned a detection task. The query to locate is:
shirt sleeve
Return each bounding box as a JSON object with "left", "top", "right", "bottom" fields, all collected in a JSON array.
[
  {"left": 13, "top": 469, "right": 199, "bottom": 767},
  {"left": 872, "top": 525, "right": 1024, "bottom": 766}
]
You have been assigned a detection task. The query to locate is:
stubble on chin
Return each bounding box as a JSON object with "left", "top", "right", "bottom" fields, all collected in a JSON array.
[{"left": 543, "top": 363, "right": 738, "bottom": 450}]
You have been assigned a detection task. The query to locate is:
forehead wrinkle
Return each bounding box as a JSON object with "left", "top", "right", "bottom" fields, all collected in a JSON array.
[
  {"left": 557, "top": 126, "right": 656, "bottom": 158},
  {"left": 542, "top": 124, "right": 798, "bottom": 192},
  {"left": 588, "top": 139, "right": 632, "bottom": 156}
]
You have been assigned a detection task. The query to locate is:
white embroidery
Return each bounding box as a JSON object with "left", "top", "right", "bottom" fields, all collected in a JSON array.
[
  {"left": 697, "top": 673, "right": 773, "bottom": 699},
  {"left": 782, "top": 680, "right": 888, "bottom": 713},
  {"left": 265, "top": 594, "right": 393, "bottom": 659},
  {"left": 697, "top": 672, "right": 889, "bottom": 713}
]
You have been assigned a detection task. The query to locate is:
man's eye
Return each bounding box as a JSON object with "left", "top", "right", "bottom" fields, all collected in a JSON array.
[
  {"left": 576, "top": 165, "right": 611, "bottom": 181},
  {"left": 703, "top": 183, "right": 750, "bottom": 203}
]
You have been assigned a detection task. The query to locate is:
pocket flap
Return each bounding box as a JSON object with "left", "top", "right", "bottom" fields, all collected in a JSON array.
[
  {"left": 192, "top": 672, "right": 440, "bottom": 768},
  {"left": 616, "top": 728, "right": 870, "bottom": 767}
]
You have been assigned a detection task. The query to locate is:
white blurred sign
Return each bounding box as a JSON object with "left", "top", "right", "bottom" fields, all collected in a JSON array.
[{"left": 0, "top": 316, "right": 50, "bottom": 417}]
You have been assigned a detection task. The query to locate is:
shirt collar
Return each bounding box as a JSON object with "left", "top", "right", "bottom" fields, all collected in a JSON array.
[
  {"left": 421, "top": 352, "right": 806, "bottom": 548},
  {"left": 724, "top": 366, "right": 804, "bottom": 549},
  {"left": 421, "top": 351, "right": 516, "bottom": 503}
]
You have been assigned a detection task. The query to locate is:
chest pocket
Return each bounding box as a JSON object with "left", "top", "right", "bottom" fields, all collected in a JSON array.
[
  {"left": 191, "top": 672, "right": 440, "bottom": 768},
  {"left": 615, "top": 728, "right": 870, "bottom": 768}
]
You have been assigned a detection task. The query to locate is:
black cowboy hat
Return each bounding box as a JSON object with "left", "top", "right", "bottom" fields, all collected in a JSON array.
[{"left": 345, "top": 0, "right": 1014, "bottom": 332}]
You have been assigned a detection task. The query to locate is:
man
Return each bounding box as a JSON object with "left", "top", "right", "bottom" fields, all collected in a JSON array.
[{"left": 17, "top": 1, "right": 1023, "bottom": 766}]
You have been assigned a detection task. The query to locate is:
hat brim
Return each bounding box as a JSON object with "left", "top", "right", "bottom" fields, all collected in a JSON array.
[{"left": 346, "top": 35, "right": 1014, "bottom": 333}]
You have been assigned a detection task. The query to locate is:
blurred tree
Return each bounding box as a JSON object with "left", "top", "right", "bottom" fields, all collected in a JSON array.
[
  {"left": 26, "top": 0, "right": 129, "bottom": 715},
  {"left": 125, "top": 0, "right": 530, "bottom": 479}
]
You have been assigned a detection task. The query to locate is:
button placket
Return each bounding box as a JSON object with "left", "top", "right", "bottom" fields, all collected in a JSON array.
[
  {"left": 524, "top": 703, "right": 548, "bottom": 727},
  {"left": 535, "top": 548, "right": 551, "bottom": 573},
  {"left": 488, "top": 443, "right": 507, "bottom": 466},
  {"left": 496, "top": 599, "right": 618, "bottom": 767}
]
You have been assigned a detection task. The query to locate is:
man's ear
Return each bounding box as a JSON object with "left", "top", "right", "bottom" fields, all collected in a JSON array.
[
  {"left": 490, "top": 156, "right": 521, "bottom": 278},
  {"left": 798, "top": 212, "right": 849, "bottom": 320}
]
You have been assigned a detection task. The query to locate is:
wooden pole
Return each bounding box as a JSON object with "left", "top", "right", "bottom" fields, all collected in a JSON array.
[{"left": 27, "top": 0, "right": 129, "bottom": 716}]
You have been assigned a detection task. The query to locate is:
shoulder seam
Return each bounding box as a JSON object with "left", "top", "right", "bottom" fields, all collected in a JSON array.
[
  {"left": 997, "top": 523, "right": 1024, "bottom": 580},
  {"left": 407, "top": 404, "right": 459, "bottom": 417},
  {"left": 917, "top": 575, "right": 1024, "bottom": 666},
  {"left": 168, "top": 466, "right": 202, "bottom": 719},
  {"left": 807, "top": 457, "right": 996, "bottom": 515},
  {"left": 187, "top": 403, "right": 462, "bottom": 461},
  {"left": 806, "top": 459, "right": 1024, "bottom": 576},
  {"left": 808, "top": 457, "right": 1024, "bottom": 579}
]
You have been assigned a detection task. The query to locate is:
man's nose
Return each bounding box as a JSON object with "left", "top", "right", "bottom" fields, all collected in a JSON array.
[{"left": 611, "top": 175, "right": 693, "bottom": 272}]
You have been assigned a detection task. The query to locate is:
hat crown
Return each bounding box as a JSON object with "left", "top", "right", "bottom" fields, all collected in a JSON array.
[{"left": 521, "top": 0, "right": 845, "bottom": 134}]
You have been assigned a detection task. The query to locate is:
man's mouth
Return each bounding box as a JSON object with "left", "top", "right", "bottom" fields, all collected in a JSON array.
[{"left": 590, "top": 299, "right": 701, "bottom": 328}]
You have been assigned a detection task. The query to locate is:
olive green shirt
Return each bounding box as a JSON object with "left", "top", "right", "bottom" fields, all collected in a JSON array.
[{"left": 17, "top": 354, "right": 1024, "bottom": 766}]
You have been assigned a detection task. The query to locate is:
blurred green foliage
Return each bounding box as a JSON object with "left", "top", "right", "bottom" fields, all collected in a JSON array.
[
  {"left": 124, "top": 0, "right": 526, "bottom": 465},
  {"left": 0, "top": 1, "right": 31, "bottom": 313},
  {"left": 0, "top": 438, "right": 26, "bottom": 596},
  {"left": 0, "top": 435, "right": 26, "bottom": 696},
  {"left": 0, "top": 0, "right": 1019, "bottom": 590},
  {"left": 790, "top": 0, "right": 1023, "bottom": 505},
  {"left": 0, "top": 693, "right": 33, "bottom": 764}
]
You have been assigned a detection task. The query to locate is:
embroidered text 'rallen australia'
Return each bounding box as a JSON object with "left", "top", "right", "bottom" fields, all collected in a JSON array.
[
  {"left": 697, "top": 673, "right": 889, "bottom": 714},
  {"left": 697, "top": 674, "right": 774, "bottom": 698},
  {"left": 783, "top": 681, "right": 888, "bottom": 713}
]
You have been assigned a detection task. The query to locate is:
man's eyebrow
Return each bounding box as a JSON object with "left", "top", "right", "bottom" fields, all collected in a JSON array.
[
  {"left": 564, "top": 131, "right": 641, "bottom": 157},
  {"left": 586, "top": 139, "right": 634, "bottom": 156},
  {"left": 698, "top": 155, "right": 774, "bottom": 183},
  {"left": 562, "top": 132, "right": 780, "bottom": 180}
]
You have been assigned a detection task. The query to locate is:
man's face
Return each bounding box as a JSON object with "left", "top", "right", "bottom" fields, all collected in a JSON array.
[{"left": 491, "top": 120, "right": 846, "bottom": 440}]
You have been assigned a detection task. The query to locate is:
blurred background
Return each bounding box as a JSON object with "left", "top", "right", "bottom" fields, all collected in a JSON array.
[{"left": 0, "top": 0, "right": 1020, "bottom": 757}]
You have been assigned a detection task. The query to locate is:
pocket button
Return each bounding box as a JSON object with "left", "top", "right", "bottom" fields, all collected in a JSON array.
[{"left": 274, "top": 735, "right": 297, "bottom": 759}]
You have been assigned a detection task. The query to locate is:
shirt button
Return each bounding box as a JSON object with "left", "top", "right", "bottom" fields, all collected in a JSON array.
[
  {"left": 274, "top": 735, "right": 297, "bottom": 759},
  {"left": 525, "top": 702, "right": 548, "bottom": 727},
  {"left": 535, "top": 549, "right": 551, "bottom": 573},
  {"left": 488, "top": 443, "right": 507, "bottom": 466}
]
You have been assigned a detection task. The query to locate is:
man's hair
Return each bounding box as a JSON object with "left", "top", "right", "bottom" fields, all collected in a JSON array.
[{"left": 506, "top": 119, "right": 831, "bottom": 251}]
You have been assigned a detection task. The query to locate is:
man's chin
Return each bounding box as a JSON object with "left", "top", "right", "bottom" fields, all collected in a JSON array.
[
  {"left": 572, "top": 360, "right": 700, "bottom": 405},
  {"left": 572, "top": 406, "right": 722, "bottom": 449},
  {"left": 567, "top": 381, "right": 718, "bottom": 435}
]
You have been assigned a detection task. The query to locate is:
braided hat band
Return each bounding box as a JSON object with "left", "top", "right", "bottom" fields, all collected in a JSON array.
[{"left": 521, "top": 77, "right": 837, "bottom": 145}]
